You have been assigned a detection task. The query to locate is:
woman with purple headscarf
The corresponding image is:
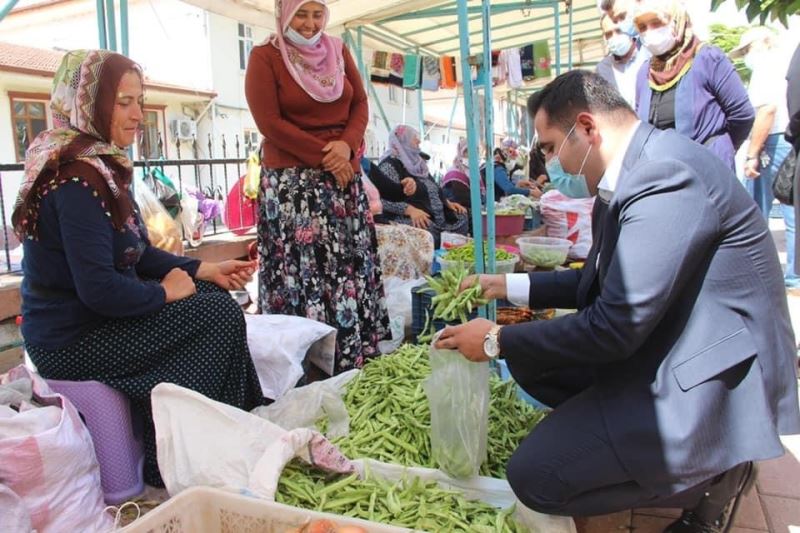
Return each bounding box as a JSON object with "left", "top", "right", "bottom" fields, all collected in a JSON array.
[
  {"left": 377, "top": 125, "right": 468, "bottom": 247},
  {"left": 442, "top": 137, "right": 484, "bottom": 211}
]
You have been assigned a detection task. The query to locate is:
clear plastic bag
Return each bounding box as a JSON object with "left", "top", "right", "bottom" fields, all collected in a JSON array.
[
  {"left": 425, "top": 340, "right": 490, "bottom": 478},
  {"left": 134, "top": 175, "right": 184, "bottom": 255}
]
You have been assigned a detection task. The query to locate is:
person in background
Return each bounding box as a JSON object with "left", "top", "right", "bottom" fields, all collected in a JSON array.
[
  {"left": 730, "top": 27, "right": 799, "bottom": 288},
  {"left": 360, "top": 154, "right": 417, "bottom": 205},
  {"left": 482, "top": 138, "right": 543, "bottom": 200},
  {"left": 633, "top": 0, "right": 754, "bottom": 171},
  {"left": 17, "top": 50, "right": 267, "bottom": 487},
  {"left": 442, "top": 137, "right": 484, "bottom": 210},
  {"left": 377, "top": 125, "right": 468, "bottom": 247},
  {"left": 245, "top": 0, "right": 389, "bottom": 372},
  {"left": 600, "top": 0, "right": 642, "bottom": 31},
  {"left": 596, "top": 14, "right": 651, "bottom": 108},
  {"left": 436, "top": 70, "right": 799, "bottom": 532},
  {"left": 787, "top": 44, "right": 800, "bottom": 298}
]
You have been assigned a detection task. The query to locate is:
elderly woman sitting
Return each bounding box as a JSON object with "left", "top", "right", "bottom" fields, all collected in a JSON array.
[
  {"left": 377, "top": 125, "right": 468, "bottom": 247},
  {"left": 15, "top": 50, "right": 267, "bottom": 487}
]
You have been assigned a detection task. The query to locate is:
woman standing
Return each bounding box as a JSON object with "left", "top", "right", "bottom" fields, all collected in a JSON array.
[
  {"left": 377, "top": 125, "right": 468, "bottom": 247},
  {"left": 634, "top": 0, "right": 754, "bottom": 170},
  {"left": 246, "top": 0, "right": 389, "bottom": 372},
  {"left": 17, "top": 49, "right": 266, "bottom": 487}
]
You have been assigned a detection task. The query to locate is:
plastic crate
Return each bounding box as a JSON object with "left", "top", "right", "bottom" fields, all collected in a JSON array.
[
  {"left": 121, "top": 486, "right": 407, "bottom": 532},
  {"left": 495, "top": 359, "right": 548, "bottom": 410},
  {"left": 411, "top": 279, "right": 513, "bottom": 343}
]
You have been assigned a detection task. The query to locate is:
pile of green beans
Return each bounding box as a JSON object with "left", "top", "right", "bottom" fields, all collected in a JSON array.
[
  {"left": 444, "top": 243, "right": 516, "bottom": 263},
  {"left": 321, "top": 345, "right": 546, "bottom": 479},
  {"left": 277, "top": 460, "right": 525, "bottom": 532}
]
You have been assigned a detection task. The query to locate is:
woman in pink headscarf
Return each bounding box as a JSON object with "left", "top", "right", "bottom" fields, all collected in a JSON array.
[
  {"left": 442, "top": 137, "right": 485, "bottom": 211},
  {"left": 245, "top": 0, "right": 389, "bottom": 373}
]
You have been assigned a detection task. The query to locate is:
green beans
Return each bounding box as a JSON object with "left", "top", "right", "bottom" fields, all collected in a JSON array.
[
  {"left": 318, "top": 345, "right": 546, "bottom": 480},
  {"left": 444, "top": 242, "right": 516, "bottom": 263},
  {"left": 417, "top": 267, "right": 488, "bottom": 343},
  {"left": 276, "top": 460, "right": 525, "bottom": 532}
]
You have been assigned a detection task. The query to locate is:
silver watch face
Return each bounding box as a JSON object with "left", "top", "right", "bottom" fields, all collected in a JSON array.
[{"left": 484, "top": 335, "right": 499, "bottom": 358}]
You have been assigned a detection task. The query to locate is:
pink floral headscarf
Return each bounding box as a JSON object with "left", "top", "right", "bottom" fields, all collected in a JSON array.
[{"left": 270, "top": 0, "right": 345, "bottom": 103}]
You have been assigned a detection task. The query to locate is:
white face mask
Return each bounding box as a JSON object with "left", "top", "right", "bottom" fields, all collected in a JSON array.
[
  {"left": 607, "top": 33, "right": 634, "bottom": 58},
  {"left": 642, "top": 25, "right": 677, "bottom": 56},
  {"left": 744, "top": 50, "right": 765, "bottom": 72},
  {"left": 284, "top": 26, "right": 322, "bottom": 47}
]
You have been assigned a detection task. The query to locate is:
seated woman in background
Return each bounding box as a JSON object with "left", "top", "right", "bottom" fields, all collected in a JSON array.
[
  {"left": 15, "top": 50, "right": 266, "bottom": 487},
  {"left": 377, "top": 125, "right": 468, "bottom": 247},
  {"left": 482, "top": 138, "right": 542, "bottom": 200},
  {"left": 442, "top": 137, "right": 484, "bottom": 210}
]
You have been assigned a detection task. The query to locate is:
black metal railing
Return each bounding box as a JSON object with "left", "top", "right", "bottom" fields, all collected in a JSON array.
[{"left": 0, "top": 133, "right": 260, "bottom": 274}]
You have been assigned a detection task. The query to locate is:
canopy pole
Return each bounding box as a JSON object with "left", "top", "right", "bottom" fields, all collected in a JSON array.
[
  {"left": 96, "top": 0, "right": 108, "bottom": 49},
  {"left": 417, "top": 49, "right": 425, "bottom": 139},
  {"left": 456, "top": 0, "right": 486, "bottom": 296},
  {"left": 554, "top": 3, "right": 561, "bottom": 75},
  {"left": 446, "top": 91, "right": 460, "bottom": 144},
  {"left": 568, "top": 2, "right": 573, "bottom": 70},
  {"left": 120, "top": 0, "right": 129, "bottom": 56},
  {"left": 0, "top": 0, "right": 20, "bottom": 23},
  {"left": 105, "top": 0, "right": 117, "bottom": 51},
  {"left": 482, "top": 0, "right": 496, "bottom": 321}
]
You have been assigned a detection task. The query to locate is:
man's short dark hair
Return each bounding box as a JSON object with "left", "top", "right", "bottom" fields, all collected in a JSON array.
[
  {"left": 526, "top": 70, "right": 635, "bottom": 132},
  {"left": 600, "top": 0, "right": 615, "bottom": 11}
]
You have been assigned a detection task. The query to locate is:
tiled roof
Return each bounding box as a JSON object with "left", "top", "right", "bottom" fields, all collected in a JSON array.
[{"left": 0, "top": 41, "right": 217, "bottom": 98}]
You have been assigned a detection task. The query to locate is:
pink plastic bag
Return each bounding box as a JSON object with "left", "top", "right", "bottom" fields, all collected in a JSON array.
[
  {"left": 0, "top": 366, "right": 111, "bottom": 533},
  {"left": 362, "top": 175, "right": 383, "bottom": 215},
  {"left": 539, "top": 190, "right": 595, "bottom": 260}
]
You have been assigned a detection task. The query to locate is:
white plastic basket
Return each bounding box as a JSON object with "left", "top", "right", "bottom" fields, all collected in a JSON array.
[{"left": 121, "top": 486, "right": 409, "bottom": 533}]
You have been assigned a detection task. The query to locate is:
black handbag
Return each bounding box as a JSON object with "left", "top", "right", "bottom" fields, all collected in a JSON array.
[{"left": 773, "top": 146, "right": 796, "bottom": 205}]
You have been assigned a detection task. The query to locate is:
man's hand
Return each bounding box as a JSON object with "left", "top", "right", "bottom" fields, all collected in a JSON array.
[
  {"left": 744, "top": 157, "right": 761, "bottom": 179},
  {"left": 460, "top": 274, "right": 507, "bottom": 300},
  {"left": 401, "top": 177, "right": 417, "bottom": 196},
  {"left": 434, "top": 318, "right": 496, "bottom": 362},
  {"left": 406, "top": 205, "right": 431, "bottom": 229}
]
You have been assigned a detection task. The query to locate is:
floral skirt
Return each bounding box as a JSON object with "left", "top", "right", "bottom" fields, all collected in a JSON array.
[{"left": 258, "top": 167, "right": 390, "bottom": 372}]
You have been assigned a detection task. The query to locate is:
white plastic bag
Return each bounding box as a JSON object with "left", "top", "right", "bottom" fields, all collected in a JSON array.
[
  {"left": 379, "top": 277, "right": 426, "bottom": 353},
  {"left": 0, "top": 484, "right": 32, "bottom": 533},
  {"left": 425, "top": 341, "right": 490, "bottom": 479},
  {"left": 0, "top": 367, "right": 112, "bottom": 533},
  {"left": 539, "top": 190, "right": 594, "bottom": 260},
  {"left": 253, "top": 370, "right": 358, "bottom": 439},
  {"left": 245, "top": 314, "right": 337, "bottom": 400},
  {"left": 152, "top": 383, "right": 355, "bottom": 499},
  {"left": 178, "top": 190, "right": 204, "bottom": 247}
]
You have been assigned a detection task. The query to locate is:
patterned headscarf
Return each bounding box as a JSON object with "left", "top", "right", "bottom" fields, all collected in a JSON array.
[
  {"left": 499, "top": 138, "right": 520, "bottom": 163},
  {"left": 451, "top": 137, "right": 469, "bottom": 174},
  {"left": 13, "top": 49, "right": 139, "bottom": 238},
  {"left": 636, "top": 0, "right": 701, "bottom": 90},
  {"left": 380, "top": 125, "right": 429, "bottom": 179},
  {"left": 269, "top": 0, "right": 345, "bottom": 103}
]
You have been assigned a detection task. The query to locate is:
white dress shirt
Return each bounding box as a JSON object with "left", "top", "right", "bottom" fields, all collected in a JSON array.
[{"left": 504, "top": 121, "right": 641, "bottom": 307}]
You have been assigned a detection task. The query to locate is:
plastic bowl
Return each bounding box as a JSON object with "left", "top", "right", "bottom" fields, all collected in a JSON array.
[
  {"left": 516, "top": 237, "right": 571, "bottom": 268},
  {"left": 437, "top": 254, "right": 519, "bottom": 274}
]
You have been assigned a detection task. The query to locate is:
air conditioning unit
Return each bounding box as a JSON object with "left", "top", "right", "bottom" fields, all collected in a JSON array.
[{"left": 171, "top": 119, "right": 197, "bottom": 141}]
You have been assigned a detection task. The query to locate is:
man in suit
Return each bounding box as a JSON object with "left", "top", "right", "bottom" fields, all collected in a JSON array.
[{"left": 435, "top": 70, "right": 800, "bottom": 532}]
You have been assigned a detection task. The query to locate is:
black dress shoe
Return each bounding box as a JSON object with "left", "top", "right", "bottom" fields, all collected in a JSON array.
[{"left": 663, "top": 462, "right": 757, "bottom": 533}]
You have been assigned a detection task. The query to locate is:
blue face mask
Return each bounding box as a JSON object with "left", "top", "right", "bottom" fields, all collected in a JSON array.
[
  {"left": 618, "top": 16, "right": 638, "bottom": 37},
  {"left": 284, "top": 27, "right": 322, "bottom": 47},
  {"left": 545, "top": 124, "right": 593, "bottom": 198}
]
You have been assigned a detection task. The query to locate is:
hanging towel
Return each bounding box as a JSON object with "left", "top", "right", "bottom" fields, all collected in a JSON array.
[
  {"left": 505, "top": 48, "right": 523, "bottom": 88},
  {"left": 533, "top": 40, "right": 552, "bottom": 79},
  {"left": 440, "top": 56, "right": 457, "bottom": 89},
  {"left": 403, "top": 54, "right": 421, "bottom": 89},
  {"left": 388, "top": 53, "right": 405, "bottom": 87},
  {"left": 420, "top": 56, "right": 441, "bottom": 91},
  {"left": 520, "top": 45, "right": 535, "bottom": 81},
  {"left": 371, "top": 51, "right": 391, "bottom": 84}
]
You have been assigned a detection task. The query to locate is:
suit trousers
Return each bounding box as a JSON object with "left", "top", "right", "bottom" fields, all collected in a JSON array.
[{"left": 507, "top": 370, "right": 717, "bottom": 517}]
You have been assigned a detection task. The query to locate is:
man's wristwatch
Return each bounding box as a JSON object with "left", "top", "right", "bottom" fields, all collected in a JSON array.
[{"left": 483, "top": 325, "right": 503, "bottom": 359}]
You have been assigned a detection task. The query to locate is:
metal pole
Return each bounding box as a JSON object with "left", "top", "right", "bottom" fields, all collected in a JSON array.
[
  {"left": 554, "top": 3, "right": 561, "bottom": 76},
  {"left": 96, "top": 0, "right": 108, "bottom": 49},
  {"left": 446, "top": 91, "right": 460, "bottom": 144},
  {"left": 416, "top": 49, "right": 425, "bottom": 139},
  {"left": 568, "top": 2, "right": 573, "bottom": 70},
  {"left": 357, "top": 27, "right": 366, "bottom": 85},
  {"left": 0, "top": 0, "right": 20, "bottom": 23},
  {"left": 482, "top": 0, "right": 496, "bottom": 315},
  {"left": 456, "top": 0, "right": 486, "bottom": 297},
  {"left": 120, "top": 0, "right": 129, "bottom": 56},
  {"left": 105, "top": 0, "right": 117, "bottom": 51}
]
